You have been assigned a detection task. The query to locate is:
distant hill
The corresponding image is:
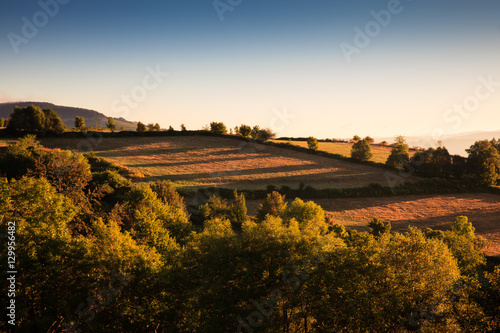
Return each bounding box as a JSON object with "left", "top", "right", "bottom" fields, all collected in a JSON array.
[{"left": 0, "top": 102, "right": 137, "bottom": 130}]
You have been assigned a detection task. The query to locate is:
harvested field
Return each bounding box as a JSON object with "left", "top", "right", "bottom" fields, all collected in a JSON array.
[{"left": 39, "top": 135, "right": 416, "bottom": 189}]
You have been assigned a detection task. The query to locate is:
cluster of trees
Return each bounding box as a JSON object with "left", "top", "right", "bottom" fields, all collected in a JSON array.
[
  {"left": 0, "top": 136, "right": 499, "bottom": 332},
  {"left": 209, "top": 122, "right": 277, "bottom": 142},
  {"left": 390, "top": 136, "right": 500, "bottom": 186},
  {"left": 304, "top": 133, "right": 500, "bottom": 186},
  {"left": 136, "top": 121, "right": 161, "bottom": 132},
  {"left": 6, "top": 105, "right": 66, "bottom": 135}
]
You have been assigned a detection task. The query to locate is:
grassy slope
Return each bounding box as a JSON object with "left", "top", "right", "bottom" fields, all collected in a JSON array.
[
  {"left": 273, "top": 140, "right": 417, "bottom": 164},
  {"left": 37, "top": 135, "right": 418, "bottom": 190}
]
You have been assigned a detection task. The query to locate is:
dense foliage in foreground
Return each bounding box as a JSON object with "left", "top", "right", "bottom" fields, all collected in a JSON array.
[{"left": 0, "top": 137, "right": 499, "bottom": 332}]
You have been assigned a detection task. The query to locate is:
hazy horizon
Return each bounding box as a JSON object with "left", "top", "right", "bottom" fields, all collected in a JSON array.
[{"left": 1, "top": 0, "right": 499, "bottom": 141}]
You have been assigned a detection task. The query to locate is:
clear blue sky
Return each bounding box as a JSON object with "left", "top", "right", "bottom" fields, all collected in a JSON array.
[{"left": 1, "top": 0, "right": 499, "bottom": 140}]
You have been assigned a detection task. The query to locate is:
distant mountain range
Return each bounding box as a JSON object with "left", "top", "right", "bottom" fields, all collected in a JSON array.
[
  {"left": 0, "top": 102, "right": 137, "bottom": 130},
  {"left": 377, "top": 130, "right": 500, "bottom": 157}
]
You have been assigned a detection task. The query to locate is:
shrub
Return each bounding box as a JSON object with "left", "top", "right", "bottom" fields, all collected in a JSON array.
[
  {"left": 307, "top": 136, "right": 319, "bottom": 151},
  {"left": 107, "top": 117, "right": 116, "bottom": 132},
  {"left": 0, "top": 135, "right": 45, "bottom": 179},
  {"left": 75, "top": 116, "right": 85, "bottom": 129}
]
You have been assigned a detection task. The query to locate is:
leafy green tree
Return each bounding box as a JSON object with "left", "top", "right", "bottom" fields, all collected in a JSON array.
[
  {"left": 150, "top": 180, "right": 186, "bottom": 210},
  {"left": 230, "top": 190, "right": 248, "bottom": 225},
  {"left": 350, "top": 138, "right": 373, "bottom": 161},
  {"left": 386, "top": 135, "right": 410, "bottom": 170},
  {"left": 352, "top": 134, "right": 361, "bottom": 142},
  {"left": 181, "top": 124, "right": 187, "bottom": 131},
  {"left": 106, "top": 117, "right": 116, "bottom": 132},
  {"left": 173, "top": 217, "right": 240, "bottom": 331},
  {"left": 210, "top": 122, "right": 227, "bottom": 135},
  {"left": 444, "top": 216, "right": 486, "bottom": 276},
  {"left": 283, "top": 197, "right": 327, "bottom": 237},
  {"left": 136, "top": 121, "right": 146, "bottom": 132},
  {"left": 147, "top": 123, "right": 155, "bottom": 131},
  {"left": 7, "top": 105, "right": 46, "bottom": 134},
  {"left": 74, "top": 116, "right": 85, "bottom": 129},
  {"left": 236, "top": 215, "right": 334, "bottom": 332},
  {"left": 238, "top": 124, "right": 252, "bottom": 138},
  {"left": 43, "top": 108, "right": 66, "bottom": 135},
  {"left": 308, "top": 229, "right": 461, "bottom": 332},
  {"left": 466, "top": 140, "right": 500, "bottom": 185},
  {"left": 76, "top": 217, "right": 164, "bottom": 331},
  {"left": 0, "top": 173, "right": 163, "bottom": 331},
  {"left": 257, "top": 191, "right": 287, "bottom": 221},
  {"left": 307, "top": 136, "right": 319, "bottom": 151},
  {"left": 364, "top": 136, "right": 374, "bottom": 143},
  {"left": 200, "top": 195, "right": 230, "bottom": 221}
]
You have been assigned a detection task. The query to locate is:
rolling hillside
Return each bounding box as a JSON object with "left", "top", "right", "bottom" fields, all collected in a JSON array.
[
  {"left": 273, "top": 139, "right": 418, "bottom": 164},
  {"left": 38, "top": 135, "right": 418, "bottom": 189},
  {"left": 8, "top": 134, "right": 500, "bottom": 257},
  {"left": 0, "top": 101, "right": 137, "bottom": 130}
]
